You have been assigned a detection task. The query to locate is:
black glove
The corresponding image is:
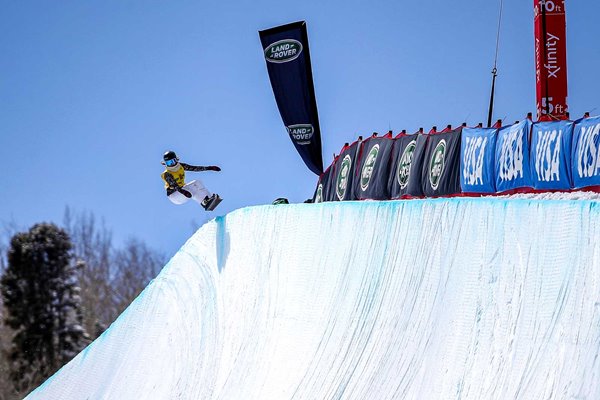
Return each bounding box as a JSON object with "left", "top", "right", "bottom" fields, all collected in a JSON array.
[
  {"left": 207, "top": 166, "right": 221, "bottom": 171},
  {"left": 180, "top": 189, "right": 192, "bottom": 198}
]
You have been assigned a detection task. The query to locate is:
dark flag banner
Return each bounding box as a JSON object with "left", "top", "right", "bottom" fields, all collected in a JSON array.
[
  {"left": 460, "top": 127, "right": 498, "bottom": 194},
  {"left": 422, "top": 128, "right": 463, "bottom": 197},
  {"left": 572, "top": 116, "right": 600, "bottom": 189},
  {"left": 495, "top": 120, "right": 534, "bottom": 193},
  {"left": 331, "top": 141, "right": 361, "bottom": 201},
  {"left": 313, "top": 164, "right": 334, "bottom": 203},
  {"left": 259, "top": 21, "right": 324, "bottom": 175},
  {"left": 354, "top": 134, "right": 394, "bottom": 200},
  {"left": 530, "top": 120, "right": 573, "bottom": 190},
  {"left": 388, "top": 133, "right": 429, "bottom": 199}
]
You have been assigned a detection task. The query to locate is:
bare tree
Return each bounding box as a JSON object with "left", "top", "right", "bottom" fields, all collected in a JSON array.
[
  {"left": 63, "top": 208, "right": 115, "bottom": 338},
  {"left": 62, "top": 208, "right": 166, "bottom": 336},
  {"left": 111, "top": 238, "right": 165, "bottom": 313}
]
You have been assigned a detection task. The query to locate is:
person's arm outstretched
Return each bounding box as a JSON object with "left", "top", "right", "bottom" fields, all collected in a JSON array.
[{"left": 181, "top": 163, "right": 221, "bottom": 172}]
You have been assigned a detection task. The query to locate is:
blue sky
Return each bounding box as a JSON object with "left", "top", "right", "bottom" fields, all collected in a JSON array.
[{"left": 1, "top": 1, "right": 599, "bottom": 256}]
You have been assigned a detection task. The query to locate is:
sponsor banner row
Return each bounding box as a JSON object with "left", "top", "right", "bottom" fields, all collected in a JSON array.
[
  {"left": 314, "top": 128, "right": 463, "bottom": 202},
  {"left": 314, "top": 116, "right": 600, "bottom": 202}
]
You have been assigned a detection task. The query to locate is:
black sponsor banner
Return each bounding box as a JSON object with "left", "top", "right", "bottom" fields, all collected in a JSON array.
[
  {"left": 330, "top": 141, "right": 361, "bottom": 201},
  {"left": 259, "top": 21, "right": 324, "bottom": 175},
  {"left": 422, "top": 128, "right": 462, "bottom": 197},
  {"left": 313, "top": 164, "right": 334, "bottom": 203},
  {"left": 388, "top": 133, "right": 429, "bottom": 198},
  {"left": 354, "top": 134, "right": 394, "bottom": 200}
]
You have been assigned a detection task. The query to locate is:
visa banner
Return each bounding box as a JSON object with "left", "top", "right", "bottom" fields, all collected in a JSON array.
[
  {"left": 572, "top": 116, "right": 600, "bottom": 189},
  {"left": 495, "top": 120, "right": 534, "bottom": 193},
  {"left": 259, "top": 21, "right": 324, "bottom": 175},
  {"left": 460, "top": 127, "right": 498, "bottom": 194},
  {"left": 530, "top": 120, "right": 573, "bottom": 190}
]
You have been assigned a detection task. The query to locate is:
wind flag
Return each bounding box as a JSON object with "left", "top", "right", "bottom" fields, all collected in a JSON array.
[{"left": 259, "top": 21, "right": 324, "bottom": 175}]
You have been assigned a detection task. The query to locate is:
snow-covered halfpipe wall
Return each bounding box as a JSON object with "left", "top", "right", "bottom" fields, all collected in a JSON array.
[{"left": 28, "top": 199, "right": 600, "bottom": 399}]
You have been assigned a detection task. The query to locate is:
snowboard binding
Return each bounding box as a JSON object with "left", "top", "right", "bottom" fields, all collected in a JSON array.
[{"left": 201, "top": 194, "right": 222, "bottom": 211}]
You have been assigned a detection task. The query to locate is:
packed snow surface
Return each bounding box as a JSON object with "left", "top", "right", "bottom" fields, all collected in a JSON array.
[{"left": 28, "top": 198, "right": 600, "bottom": 399}]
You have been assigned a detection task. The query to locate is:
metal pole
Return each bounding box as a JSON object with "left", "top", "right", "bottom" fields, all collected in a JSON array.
[
  {"left": 487, "top": 68, "right": 498, "bottom": 127},
  {"left": 487, "top": 0, "right": 504, "bottom": 127}
]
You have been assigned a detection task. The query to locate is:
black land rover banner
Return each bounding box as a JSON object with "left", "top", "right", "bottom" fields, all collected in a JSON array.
[
  {"left": 313, "top": 164, "right": 334, "bottom": 203},
  {"left": 422, "top": 128, "right": 463, "bottom": 197},
  {"left": 259, "top": 21, "right": 324, "bottom": 175},
  {"left": 354, "top": 134, "right": 394, "bottom": 200},
  {"left": 330, "top": 141, "right": 361, "bottom": 201},
  {"left": 388, "top": 133, "right": 429, "bottom": 199}
]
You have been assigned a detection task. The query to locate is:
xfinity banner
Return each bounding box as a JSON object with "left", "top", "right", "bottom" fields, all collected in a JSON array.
[
  {"left": 354, "top": 135, "right": 394, "bottom": 200},
  {"left": 572, "top": 116, "right": 600, "bottom": 189},
  {"left": 530, "top": 121, "right": 573, "bottom": 190},
  {"left": 495, "top": 120, "right": 533, "bottom": 193},
  {"left": 259, "top": 21, "right": 324, "bottom": 175},
  {"left": 422, "top": 128, "right": 462, "bottom": 197},
  {"left": 460, "top": 128, "right": 498, "bottom": 194},
  {"left": 534, "top": 0, "right": 568, "bottom": 119},
  {"left": 388, "top": 133, "right": 428, "bottom": 199}
]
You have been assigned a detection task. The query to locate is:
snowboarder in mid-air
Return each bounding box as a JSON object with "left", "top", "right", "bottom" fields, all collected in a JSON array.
[{"left": 161, "top": 150, "right": 222, "bottom": 211}]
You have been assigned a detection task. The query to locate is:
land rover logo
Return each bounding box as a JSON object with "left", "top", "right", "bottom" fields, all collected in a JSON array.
[
  {"left": 336, "top": 155, "right": 352, "bottom": 200},
  {"left": 315, "top": 184, "right": 323, "bottom": 203},
  {"left": 429, "top": 139, "right": 446, "bottom": 190},
  {"left": 397, "top": 140, "right": 416, "bottom": 189},
  {"left": 264, "top": 39, "right": 303, "bottom": 63},
  {"left": 360, "top": 144, "right": 379, "bottom": 191},
  {"left": 287, "top": 124, "right": 314, "bottom": 145}
]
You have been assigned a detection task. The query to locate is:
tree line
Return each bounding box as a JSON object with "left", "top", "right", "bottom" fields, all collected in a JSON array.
[{"left": 0, "top": 209, "right": 166, "bottom": 399}]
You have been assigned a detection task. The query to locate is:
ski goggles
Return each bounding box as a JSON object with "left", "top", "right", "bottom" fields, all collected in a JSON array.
[{"left": 165, "top": 158, "right": 178, "bottom": 167}]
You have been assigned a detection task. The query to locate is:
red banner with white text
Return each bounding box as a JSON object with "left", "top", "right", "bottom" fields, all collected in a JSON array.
[{"left": 534, "top": 0, "right": 568, "bottom": 120}]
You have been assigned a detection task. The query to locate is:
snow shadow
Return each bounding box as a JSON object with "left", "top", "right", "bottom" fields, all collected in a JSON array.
[{"left": 216, "top": 215, "right": 230, "bottom": 273}]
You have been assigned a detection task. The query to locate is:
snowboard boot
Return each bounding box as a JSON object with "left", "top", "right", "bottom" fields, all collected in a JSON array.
[
  {"left": 205, "top": 194, "right": 222, "bottom": 211},
  {"left": 201, "top": 195, "right": 211, "bottom": 210}
]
